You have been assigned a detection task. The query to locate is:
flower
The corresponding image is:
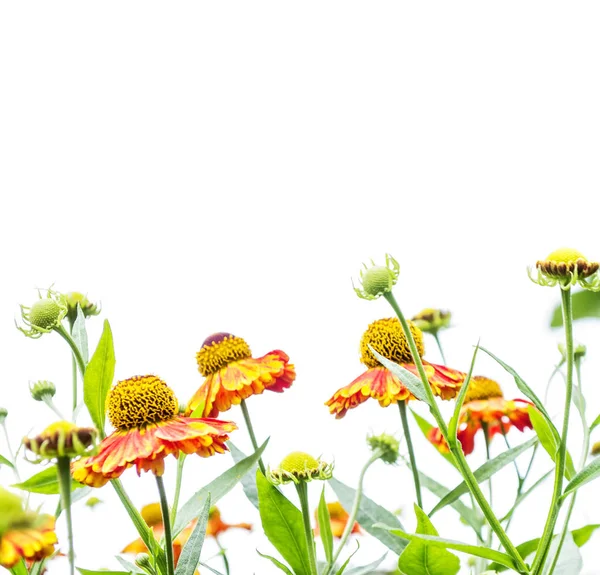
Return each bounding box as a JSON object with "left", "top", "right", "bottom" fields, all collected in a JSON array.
[
  {"left": 186, "top": 333, "right": 295, "bottom": 418},
  {"left": 529, "top": 248, "right": 600, "bottom": 290},
  {"left": 427, "top": 376, "right": 532, "bottom": 455},
  {"left": 71, "top": 375, "right": 236, "bottom": 487},
  {"left": 353, "top": 254, "right": 400, "bottom": 300},
  {"left": 325, "top": 318, "right": 466, "bottom": 418},
  {"left": 269, "top": 452, "right": 334, "bottom": 485},
  {"left": 0, "top": 488, "right": 57, "bottom": 569},
  {"left": 591, "top": 442, "right": 600, "bottom": 457},
  {"left": 207, "top": 507, "right": 252, "bottom": 538},
  {"left": 411, "top": 308, "right": 451, "bottom": 335},
  {"left": 29, "top": 381, "right": 57, "bottom": 402},
  {"left": 367, "top": 433, "right": 400, "bottom": 464},
  {"left": 314, "top": 502, "right": 360, "bottom": 538},
  {"left": 65, "top": 292, "right": 101, "bottom": 325},
  {"left": 17, "top": 289, "right": 68, "bottom": 339},
  {"left": 23, "top": 421, "right": 97, "bottom": 461}
]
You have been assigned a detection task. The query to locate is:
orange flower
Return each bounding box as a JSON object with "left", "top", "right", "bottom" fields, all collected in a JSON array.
[
  {"left": 314, "top": 502, "right": 360, "bottom": 538},
  {"left": 326, "top": 318, "right": 465, "bottom": 418},
  {"left": 186, "top": 333, "right": 295, "bottom": 417},
  {"left": 71, "top": 375, "right": 236, "bottom": 487},
  {"left": 427, "top": 376, "right": 532, "bottom": 455},
  {"left": 207, "top": 507, "right": 252, "bottom": 537}
]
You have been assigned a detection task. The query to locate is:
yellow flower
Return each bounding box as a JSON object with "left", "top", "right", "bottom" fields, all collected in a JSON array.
[
  {"left": 314, "top": 502, "right": 360, "bottom": 538},
  {"left": 529, "top": 248, "right": 600, "bottom": 289},
  {"left": 23, "top": 421, "right": 97, "bottom": 460},
  {"left": 269, "top": 452, "right": 334, "bottom": 485}
]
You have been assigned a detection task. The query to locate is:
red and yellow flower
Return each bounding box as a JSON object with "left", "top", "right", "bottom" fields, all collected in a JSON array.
[
  {"left": 325, "top": 318, "right": 466, "bottom": 418},
  {"left": 314, "top": 502, "right": 360, "bottom": 539},
  {"left": 186, "top": 333, "right": 295, "bottom": 418},
  {"left": 71, "top": 375, "right": 236, "bottom": 487},
  {"left": 428, "top": 376, "right": 532, "bottom": 455}
]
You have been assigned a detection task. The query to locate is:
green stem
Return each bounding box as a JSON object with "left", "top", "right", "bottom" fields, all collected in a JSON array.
[
  {"left": 68, "top": 318, "right": 78, "bottom": 414},
  {"left": 1, "top": 422, "right": 21, "bottom": 482},
  {"left": 55, "top": 325, "right": 86, "bottom": 377},
  {"left": 398, "top": 401, "right": 422, "bottom": 508},
  {"left": 156, "top": 476, "right": 175, "bottom": 575},
  {"left": 240, "top": 399, "right": 266, "bottom": 475},
  {"left": 170, "top": 453, "right": 186, "bottom": 529},
  {"left": 433, "top": 332, "right": 447, "bottom": 364},
  {"left": 216, "top": 538, "right": 231, "bottom": 575},
  {"left": 384, "top": 292, "right": 529, "bottom": 574},
  {"left": 531, "top": 288, "right": 574, "bottom": 575},
  {"left": 295, "top": 481, "right": 318, "bottom": 575},
  {"left": 57, "top": 457, "right": 75, "bottom": 575},
  {"left": 482, "top": 423, "right": 494, "bottom": 551},
  {"left": 42, "top": 396, "right": 66, "bottom": 420}
]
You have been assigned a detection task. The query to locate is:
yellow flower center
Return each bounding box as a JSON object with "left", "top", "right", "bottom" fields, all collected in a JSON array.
[
  {"left": 280, "top": 452, "right": 321, "bottom": 474},
  {"left": 196, "top": 333, "right": 252, "bottom": 376},
  {"left": 107, "top": 376, "right": 178, "bottom": 430},
  {"left": 29, "top": 299, "right": 62, "bottom": 329},
  {"left": 141, "top": 503, "right": 163, "bottom": 527},
  {"left": 464, "top": 376, "right": 504, "bottom": 403},
  {"left": 360, "top": 318, "right": 424, "bottom": 368},
  {"left": 545, "top": 248, "right": 587, "bottom": 263}
]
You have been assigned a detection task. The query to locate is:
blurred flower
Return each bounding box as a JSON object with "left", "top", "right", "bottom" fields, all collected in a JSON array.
[
  {"left": 367, "top": 433, "right": 400, "bottom": 464},
  {"left": 591, "top": 442, "right": 600, "bottom": 457},
  {"left": 23, "top": 421, "right": 97, "bottom": 461},
  {"left": 411, "top": 308, "right": 451, "bottom": 335},
  {"left": 71, "top": 375, "right": 236, "bottom": 487},
  {"left": 314, "top": 502, "right": 360, "bottom": 538},
  {"left": 0, "top": 407, "right": 7, "bottom": 425},
  {"left": 428, "top": 376, "right": 532, "bottom": 455},
  {"left": 85, "top": 497, "right": 102, "bottom": 509},
  {"left": 17, "top": 289, "right": 68, "bottom": 339},
  {"left": 269, "top": 452, "right": 334, "bottom": 485},
  {"left": 325, "top": 318, "right": 465, "bottom": 418},
  {"left": 529, "top": 248, "right": 600, "bottom": 290},
  {"left": 207, "top": 507, "right": 252, "bottom": 538},
  {"left": 29, "top": 380, "right": 57, "bottom": 402},
  {"left": 186, "top": 333, "right": 295, "bottom": 417},
  {"left": 0, "top": 488, "right": 57, "bottom": 568},
  {"left": 353, "top": 254, "right": 400, "bottom": 300},
  {"left": 64, "top": 292, "right": 101, "bottom": 325}
]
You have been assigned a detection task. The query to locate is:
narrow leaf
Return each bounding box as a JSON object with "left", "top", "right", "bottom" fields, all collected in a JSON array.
[
  {"left": 317, "top": 487, "right": 334, "bottom": 564},
  {"left": 257, "top": 471, "right": 311, "bottom": 575},
  {"left": 175, "top": 497, "right": 211, "bottom": 575},
  {"left": 229, "top": 441, "right": 259, "bottom": 508},
  {"left": 0, "top": 454, "right": 14, "bottom": 468},
  {"left": 448, "top": 342, "right": 479, "bottom": 440},
  {"left": 257, "top": 551, "right": 294, "bottom": 575},
  {"left": 13, "top": 465, "right": 84, "bottom": 495},
  {"left": 429, "top": 437, "right": 537, "bottom": 516},
  {"left": 115, "top": 557, "right": 144, "bottom": 574},
  {"left": 344, "top": 554, "right": 387, "bottom": 575},
  {"left": 563, "top": 456, "right": 600, "bottom": 498},
  {"left": 199, "top": 563, "right": 226, "bottom": 575},
  {"left": 77, "top": 570, "right": 129, "bottom": 575},
  {"left": 83, "top": 320, "right": 115, "bottom": 437},
  {"left": 72, "top": 305, "right": 89, "bottom": 364},
  {"left": 550, "top": 290, "right": 600, "bottom": 327},
  {"left": 335, "top": 541, "right": 360, "bottom": 575},
  {"left": 9, "top": 561, "right": 28, "bottom": 575},
  {"left": 411, "top": 410, "right": 457, "bottom": 469},
  {"left": 589, "top": 413, "right": 600, "bottom": 433}
]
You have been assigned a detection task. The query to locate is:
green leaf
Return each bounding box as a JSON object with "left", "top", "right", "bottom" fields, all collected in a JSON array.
[
  {"left": 335, "top": 541, "right": 360, "bottom": 575},
  {"left": 344, "top": 554, "right": 387, "bottom": 575},
  {"left": 529, "top": 406, "right": 576, "bottom": 480},
  {"left": 448, "top": 342, "right": 479, "bottom": 441},
  {"left": 199, "top": 563, "right": 226, "bottom": 575},
  {"left": 398, "top": 505, "right": 460, "bottom": 575},
  {"left": 174, "top": 439, "right": 268, "bottom": 537},
  {"left": 229, "top": 441, "right": 259, "bottom": 509},
  {"left": 572, "top": 523, "right": 600, "bottom": 546},
  {"left": 317, "top": 486, "right": 334, "bottom": 564},
  {"left": 411, "top": 410, "right": 457, "bottom": 469},
  {"left": 0, "top": 453, "right": 14, "bottom": 468},
  {"left": 329, "top": 476, "right": 407, "bottom": 556},
  {"left": 429, "top": 437, "right": 537, "bottom": 516},
  {"left": 77, "top": 570, "right": 129, "bottom": 575},
  {"left": 368, "top": 345, "right": 430, "bottom": 404},
  {"left": 257, "top": 471, "right": 312, "bottom": 575},
  {"left": 589, "top": 413, "right": 600, "bottom": 433},
  {"left": 13, "top": 465, "right": 84, "bottom": 494},
  {"left": 84, "top": 320, "right": 115, "bottom": 437},
  {"left": 175, "top": 496, "right": 211, "bottom": 575},
  {"left": 551, "top": 290, "right": 600, "bottom": 327},
  {"left": 72, "top": 305, "right": 89, "bottom": 364},
  {"left": 115, "top": 556, "right": 145, "bottom": 574},
  {"left": 257, "top": 551, "right": 294, "bottom": 575},
  {"left": 9, "top": 560, "right": 28, "bottom": 575},
  {"left": 562, "top": 456, "right": 600, "bottom": 498}
]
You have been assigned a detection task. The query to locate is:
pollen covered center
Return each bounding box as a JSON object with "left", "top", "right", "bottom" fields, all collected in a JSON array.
[
  {"left": 107, "top": 375, "right": 178, "bottom": 430},
  {"left": 280, "top": 452, "right": 321, "bottom": 474},
  {"left": 196, "top": 333, "right": 252, "bottom": 376},
  {"left": 464, "top": 376, "right": 504, "bottom": 403},
  {"left": 360, "top": 318, "right": 424, "bottom": 368}
]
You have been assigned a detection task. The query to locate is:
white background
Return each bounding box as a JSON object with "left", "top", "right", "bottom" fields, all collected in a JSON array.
[{"left": 1, "top": 2, "right": 600, "bottom": 574}]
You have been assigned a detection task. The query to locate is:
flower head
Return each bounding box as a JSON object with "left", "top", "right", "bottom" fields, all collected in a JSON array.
[
  {"left": 529, "top": 248, "right": 600, "bottom": 290},
  {"left": 269, "top": 452, "right": 334, "bottom": 485},
  {"left": 186, "top": 333, "right": 295, "bottom": 418},
  {"left": 591, "top": 442, "right": 600, "bottom": 457},
  {"left": 17, "top": 289, "right": 68, "bottom": 339},
  {"left": 367, "top": 433, "right": 400, "bottom": 464},
  {"left": 314, "top": 502, "right": 360, "bottom": 538},
  {"left": 72, "top": 375, "right": 236, "bottom": 487},
  {"left": 29, "top": 380, "right": 57, "bottom": 402},
  {"left": 0, "top": 488, "right": 57, "bottom": 569},
  {"left": 326, "top": 318, "right": 465, "bottom": 418},
  {"left": 23, "top": 421, "right": 97, "bottom": 461},
  {"left": 353, "top": 254, "right": 400, "bottom": 300},
  {"left": 428, "top": 376, "right": 532, "bottom": 455},
  {"left": 411, "top": 308, "right": 451, "bottom": 334},
  {"left": 65, "top": 292, "right": 101, "bottom": 325}
]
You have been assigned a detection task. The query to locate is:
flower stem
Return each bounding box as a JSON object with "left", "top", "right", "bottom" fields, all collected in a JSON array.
[
  {"left": 170, "top": 453, "right": 186, "bottom": 529},
  {"left": 383, "top": 292, "right": 528, "bottom": 574},
  {"left": 398, "top": 401, "right": 422, "bottom": 508},
  {"left": 1, "top": 422, "right": 21, "bottom": 482},
  {"left": 57, "top": 457, "right": 75, "bottom": 575},
  {"left": 240, "top": 399, "right": 266, "bottom": 475},
  {"left": 156, "top": 475, "right": 175, "bottom": 575},
  {"left": 295, "top": 481, "right": 318, "bottom": 575},
  {"left": 482, "top": 423, "right": 494, "bottom": 550},
  {"left": 68, "top": 319, "right": 78, "bottom": 415},
  {"left": 216, "top": 538, "right": 231, "bottom": 575},
  {"left": 433, "top": 332, "right": 447, "bottom": 364},
  {"left": 531, "top": 287, "right": 574, "bottom": 575},
  {"left": 55, "top": 325, "right": 86, "bottom": 417}
]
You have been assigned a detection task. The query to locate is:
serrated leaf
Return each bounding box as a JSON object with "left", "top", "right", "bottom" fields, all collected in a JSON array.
[
  {"left": 317, "top": 487, "right": 333, "bottom": 564},
  {"left": 13, "top": 465, "right": 84, "bottom": 494},
  {"left": 411, "top": 410, "right": 457, "bottom": 469},
  {"left": 0, "top": 454, "right": 14, "bottom": 468},
  {"left": 83, "top": 320, "right": 115, "bottom": 437},
  {"left": 257, "top": 550, "right": 294, "bottom": 574},
  {"left": 175, "top": 497, "right": 211, "bottom": 575},
  {"left": 329, "top": 476, "right": 407, "bottom": 556},
  {"left": 550, "top": 290, "right": 600, "bottom": 327},
  {"left": 257, "top": 471, "right": 311, "bottom": 575},
  {"left": 398, "top": 505, "right": 460, "bottom": 575},
  {"left": 229, "top": 441, "right": 259, "bottom": 509},
  {"left": 72, "top": 305, "right": 89, "bottom": 364}
]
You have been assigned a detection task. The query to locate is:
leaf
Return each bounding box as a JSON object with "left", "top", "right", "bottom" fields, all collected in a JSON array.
[
  {"left": 84, "top": 320, "right": 115, "bottom": 437},
  {"left": 368, "top": 345, "right": 430, "bottom": 404},
  {"left": 344, "top": 554, "right": 387, "bottom": 575},
  {"left": 13, "top": 465, "right": 84, "bottom": 495},
  {"left": 562, "top": 456, "right": 600, "bottom": 498},
  {"left": 199, "top": 564, "right": 226, "bottom": 575},
  {"left": 411, "top": 410, "right": 457, "bottom": 469},
  {"left": 257, "top": 471, "right": 311, "bottom": 575},
  {"left": 72, "top": 305, "right": 89, "bottom": 364},
  {"left": 572, "top": 523, "right": 600, "bottom": 546},
  {"left": 317, "top": 486, "right": 334, "bottom": 564},
  {"left": 329, "top": 476, "right": 407, "bottom": 556},
  {"left": 335, "top": 541, "right": 360, "bottom": 575},
  {"left": 115, "top": 556, "right": 145, "bottom": 574},
  {"left": 175, "top": 497, "right": 211, "bottom": 575},
  {"left": 229, "top": 441, "right": 259, "bottom": 509},
  {"left": 551, "top": 290, "right": 600, "bottom": 327},
  {"left": 257, "top": 551, "right": 294, "bottom": 575},
  {"left": 9, "top": 560, "right": 28, "bottom": 575},
  {"left": 448, "top": 342, "right": 479, "bottom": 441},
  {"left": 543, "top": 532, "right": 582, "bottom": 575},
  {"left": 398, "top": 505, "right": 460, "bottom": 575},
  {"left": 173, "top": 438, "right": 268, "bottom": 537},
  {"left": 0, "top": 454, "right": 14, "bottom": 468},
  {"left": 78, "top": 570, "right": 129, "bottom": 575},
  {"left": 429, "top": 437, "right": 537, "bottom": 516},
  {"left": 590, "top": 413, "right": 600, "bottom": 433}
]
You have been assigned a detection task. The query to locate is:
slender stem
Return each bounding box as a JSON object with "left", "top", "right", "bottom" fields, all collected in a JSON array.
[
  {"left": 482, "top": 423, "right": 494, "bottom": 552},
  {"left": 42, "top": 396, "right": 66, "bottom": 420},
  {"left": 156, "top": 476, "right": 175, "bottom": 575},
  {"left": 384, "top": 292, "right": 529, "bottom": 574},
  {"left": 57, "top": 457, "right": 75, "bottom": 575},
  {"left": 240, "top": 399, "right": 266, "bottom": 475},
  {"left": 68, "top": 318, "right": 78, "bottom": 414},
  {"left": 215, "top": 538, "right": 231, "bottom": 575},
  {"left": 1, "top": 422, "right": 21, "bottom": 482},
  {"left": 295, "top": 481, "right": 318, "bottom": 575},
  {"left": 531, "top": 288, "right": 574, "bottom": 575},
  {"left": 170, "top": 453, "right": 186, "bottom": 528},
  {"left": 433, "top": 332, "right": 447, "bottom": 364},
  {"left": 398, "top": 401, "right": 422, "bottom": 507},
  {"left": 55, "top": 325, "right": 86, "bottom": 377}
]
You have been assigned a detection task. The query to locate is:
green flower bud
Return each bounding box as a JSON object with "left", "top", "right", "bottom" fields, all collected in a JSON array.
[
  {"left": 367, "top": 433, "right": 400, "bottom": 464},
  {"left": 17, "top": 289, "right": 68, "bottom": 339},
  {"left": 135, "top": 553, "right": 153, "bottom": 571},
  {"left": 65, "top": 292, "right": 101, "bottom": 325},
  {"left": 269, "top": 451, "right": 334, "bottom": 485},
  {"left": 30, "top": 380, "right": 56, "bottom": 401},
  {"left": 354, "top": 254, "right": 400, "bottom": 300},
  {"left": 411, "top": 308, "right": 451, "bottom": 334}
]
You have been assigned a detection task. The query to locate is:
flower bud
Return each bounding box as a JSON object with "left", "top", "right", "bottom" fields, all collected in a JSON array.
[
  {"left": 29, "top": 380, "right": 56, "bottom": 402},
  {"left": 591, "top": 441, "right": 600, "bottom": 457},
  {"left": 65, "top": 292, "right": 101, "bottom": 325},
  {"left": 367, "top": 433, "right": 400, "bottom": 464},
  {"left": 135, "top": 553, "right": 153, "bottom": 571},
  {"left": 269, "top": 451, "right": 334, "bottom": 485},
  {"left": 354, "top": 254, "right": 400, "bottom": 300},
  {"left": 411, "top": 308, "right": 451, "bottom": 334},
  {"left": 23, "top": 421, "right": 97, "bottom": 461},
  {"left": 17, "top": 289, "right": 68, "bottom": 339},
  {"left": 0, "top": 407, "right": 7, "bottom": 424},
  {"left": 85, "top": 496, "right": 102, "bottom": 509},
  {"left": 529, "top": 248, "right": 600, "bottom": 289}
]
